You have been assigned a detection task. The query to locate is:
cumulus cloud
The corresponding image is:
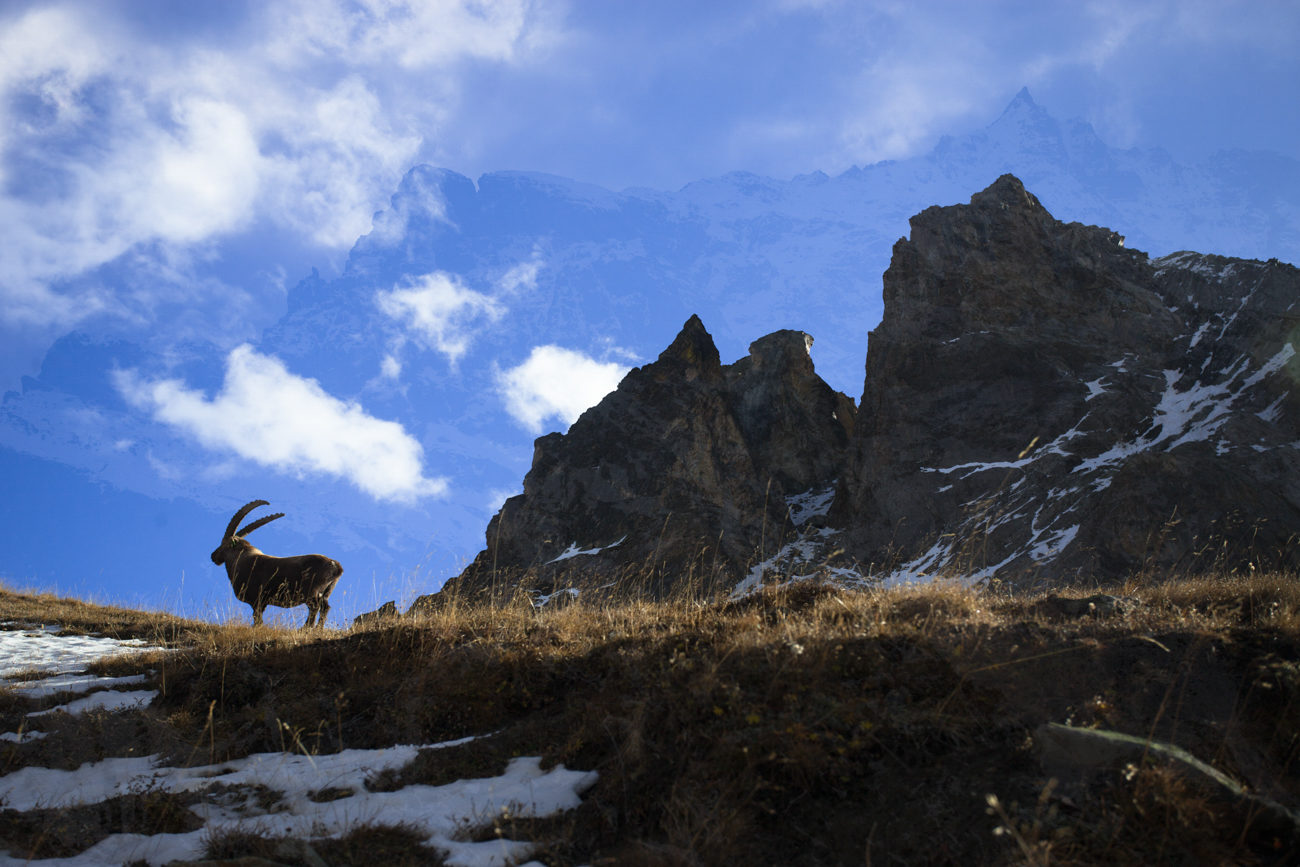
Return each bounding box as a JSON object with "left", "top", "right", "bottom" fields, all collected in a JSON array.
[
  {"left": 0, "top": 0, "right": 552, "bottom": 331},
  {"left": 114, "top": 345, "right": 446, "bottom": 502},
  {"left": 496, "top": 345, "right": 631, "bottom": 433},
  {"left": 376, "top": 272, "right": 506, "bottom": 364}
]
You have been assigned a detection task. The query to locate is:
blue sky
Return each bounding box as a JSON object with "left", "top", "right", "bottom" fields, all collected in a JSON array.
[
  {"left": 5, "top": 0, "right": 1298, "bottom": 378},
  {"left": 2, "top": 0, "right": 1298, "bottom": 622}
]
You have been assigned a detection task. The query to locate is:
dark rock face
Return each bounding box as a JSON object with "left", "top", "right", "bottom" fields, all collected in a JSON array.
[
  {"left": 834, "top": 174, "right": 1300, "bottom": 585},
  {"left": 436, "top": 173, "right": 1298, "bottom": 603},
  {"left": 442, "top": 315, "right": 855, "bottom": 599}
]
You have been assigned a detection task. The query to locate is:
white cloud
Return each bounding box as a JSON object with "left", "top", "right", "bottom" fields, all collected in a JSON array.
[
  {"left": 496, "top": 345, "right": 630, "bottom": 433},
  {"left": 114, "top": 345, "right": 446, "bottom": 503},
  {"left": 146, "top": 451, "right": 184, "bottom": 482},
  {"left": 0, "top": 1, "right": 552, "bottom": 331},
  {"left": 258, "top": 74, "right": 424, "bottom": 248},
  {"left": 823, "top": 1, "right": 1288, "bottom": 168},
  {"left": 266, "top": 0, "right": 536, "bottom": 69},
  {"left": 486, "top": 487, "right": 521, "bottom": 514},
  {"left": 142, "top": 97, "right": 265, "bottom": 242},
  {"left": 496, "top": 255, "right": 543, "bottom": 294},
  {"left": 376, "top": 271, "right": 506, "bottom": 363}
]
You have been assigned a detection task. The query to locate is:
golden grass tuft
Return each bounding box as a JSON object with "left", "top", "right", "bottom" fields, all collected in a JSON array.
[{"left": 0, "top": 582, "right": 212, "bottom": 644}]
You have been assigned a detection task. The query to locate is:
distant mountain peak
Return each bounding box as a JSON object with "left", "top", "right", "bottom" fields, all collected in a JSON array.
[
  {"left": 993, "top": 86, "right": 1051, "bottom": 125},
  {"left": 1009, "top": 86, "right": 1036, "bottom": 107}
]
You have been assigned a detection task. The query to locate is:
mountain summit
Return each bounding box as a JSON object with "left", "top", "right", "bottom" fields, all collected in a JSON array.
[
  {"left": 835, "top": 174, "right": 1299, "bottom": 583},
  {"left": 432, "top": 174, "right": 1300, "bottom": 603},
  {"left": 991, "top": 86, "right": 1050, "bottom": 127},
  {"left": 438, "top": 315, "right": 854, "bottom": 600}
]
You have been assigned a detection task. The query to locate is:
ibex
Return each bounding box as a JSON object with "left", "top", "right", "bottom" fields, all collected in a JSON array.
[{"left": 211, "top": 500, "right": 343, "bottom": 628}]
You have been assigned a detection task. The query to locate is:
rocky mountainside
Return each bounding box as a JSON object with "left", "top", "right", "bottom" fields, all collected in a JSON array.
[
  {"left": 439, "top": 318, "right": 854, "bottom": 600},
  {"left": 834, "top": 175, "right": 1300, "bottom": 585},
  {"left": 433, "top": 174, "right": 1299, "bottom": 604}
]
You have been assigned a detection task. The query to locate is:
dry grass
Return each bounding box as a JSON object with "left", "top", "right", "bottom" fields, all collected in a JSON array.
[
  {"left": 0, "top": 583, "right": 213, "bottom": 645},
  {"left": 203, "top": 823, "right": 446, "bottom": 866},
  {"left": 2, "top": 571, "right": 1298, "bottom": 865},
  {"left": 0, "top": 786, "right": 202, "bottom": 859}
]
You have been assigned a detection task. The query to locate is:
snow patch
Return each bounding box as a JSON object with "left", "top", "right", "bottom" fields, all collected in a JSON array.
[
  {"left": 532, "top": 587, "right": 580, "bottom": 608},
  {"left": 0, "top": 626, "right": 155, "bottom": 678},
  {"left": 1257, "top": 394, "right": 1286, "bottom": 423},
  {"left": 923, "top": 419, "right": 1085, "bottom": 479},
  {"left": 28, "top": 689, "right": 157, "bottom": 717},
  {"left": 1074, "top": 345, "right": 1295, "bottom": 478},
  {"left": 0, "top": 743, "right": 595, "bottom": 866},
  {"left": 547, "top": 535, "right": 627, "bottom": 563},
  {"left": 785, "top": 486, "right": 835, "bottom": 526},
  {"left": 731, "top": 527, "right": 863, "bottom": 597},
  {"left": 0, "top": 730, "right": 46, "bottom": 743},
  {"left": 878, "top": 538, "right": 955, "bottom": 588},
  {"left": 1028, "top": 525, "right": 1080, "bottom": 562},
  {"left": 1243, "top": 343, "right": 1296, "bottom": 388},
  {"left": 11, "top": 673, "right": 148, "bottom": 699}
]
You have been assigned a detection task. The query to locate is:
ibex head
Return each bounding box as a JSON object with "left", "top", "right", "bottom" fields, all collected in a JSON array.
[{"left": 211, "top": 499, "right": 285, "bottom": 566}]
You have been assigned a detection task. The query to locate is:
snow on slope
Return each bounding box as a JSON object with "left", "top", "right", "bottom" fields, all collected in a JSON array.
[{"left": 0, "top": 625, "right": 595, "bottom": 866}]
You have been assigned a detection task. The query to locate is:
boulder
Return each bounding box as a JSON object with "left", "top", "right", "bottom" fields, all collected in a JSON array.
[
  {"left": 1035, "top": 723, "right": 1300, "bottom": 850},
  {"left": 351, "top": 601, "right": 398, "bottom": 629}
]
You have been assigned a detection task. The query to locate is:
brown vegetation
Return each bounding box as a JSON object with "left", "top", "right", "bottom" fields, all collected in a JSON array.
[
  {"left": 2, "top": 571, "right": 1298, "bottom": 865},
  {"left": 0, "top": 586, "right": 209, "bottom": 644}
]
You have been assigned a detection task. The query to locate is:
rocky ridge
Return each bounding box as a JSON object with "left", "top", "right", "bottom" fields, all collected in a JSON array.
[
  {"left": 829, "top": 175, "right": 1300, "bottom": 586},
  {"left": 405, "top": 173, "right": 1299, "bottom": 611},
  {"left": 434, "top": 317, "right": 855, "bottom": 601}
]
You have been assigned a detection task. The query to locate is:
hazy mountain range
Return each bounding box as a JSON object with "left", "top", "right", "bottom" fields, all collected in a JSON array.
[{"left": 3, "top": 89, "right": 1297, "bottom": 621}]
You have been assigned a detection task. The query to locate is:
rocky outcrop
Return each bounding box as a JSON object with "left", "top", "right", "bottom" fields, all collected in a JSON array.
[
  {"left": 1035, "top": 723, "right": 1300, "bottom": 850},
  {"left": 831, "top": 174, "right": 1300, "bottom": 585},
  {"left": 438, "top": 316, "right": 855, "bottom": 600},
  {"left": 427, "top": 173, "right": 1298, "bottom": 606}
]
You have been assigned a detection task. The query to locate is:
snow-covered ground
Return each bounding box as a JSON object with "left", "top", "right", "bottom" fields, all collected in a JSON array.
[
  {"left": 0, "top": 624, "right": 596, "bottom": 866},
  {"left": 0, "top": 623, "right": 154, "bottom": 678}
]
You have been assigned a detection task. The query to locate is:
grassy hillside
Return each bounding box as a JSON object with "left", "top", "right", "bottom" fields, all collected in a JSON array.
[{"left": 2, "top": 574, "right": 1298, "bottom": 865}]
